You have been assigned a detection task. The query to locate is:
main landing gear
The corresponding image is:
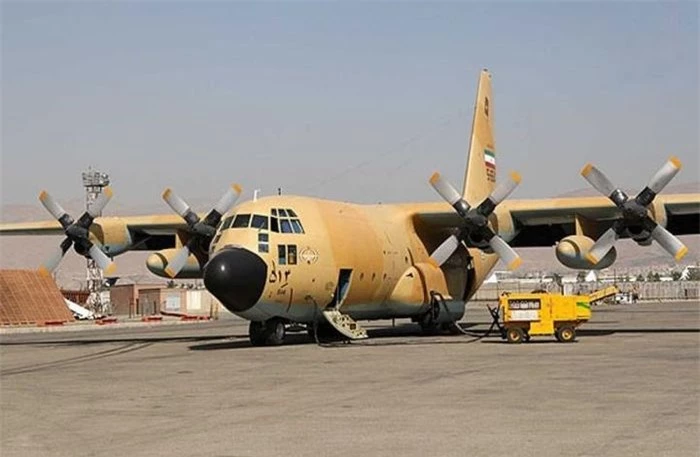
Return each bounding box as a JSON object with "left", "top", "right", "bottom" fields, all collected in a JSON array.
[{"left": 249, "top": 318, "right": 286, "bottom": 346}]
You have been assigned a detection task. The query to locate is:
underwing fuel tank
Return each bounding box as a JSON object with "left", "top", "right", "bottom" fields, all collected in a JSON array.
[
  {"left": 146, "top": 249, "right": 202, "bottom": 278},
  {"left": 555, "top": 235, "right": 616, "bottom": 270}
]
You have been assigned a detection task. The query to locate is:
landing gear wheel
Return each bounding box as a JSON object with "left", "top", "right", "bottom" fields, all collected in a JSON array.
[
  {"left": 249, "top": 321, "right": 267, "bottom": 347},
  {"left": 265, "top": 318, "right": 286, "bottom": 346},
  {"left": 506, "top": 327, "right": 525, "bottom": 344},
  {"left": 556, "top": 325, "right": 576, "bottom": 343}
]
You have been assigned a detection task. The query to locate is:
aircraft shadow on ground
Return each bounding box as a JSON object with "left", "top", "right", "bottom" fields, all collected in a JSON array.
[{"left": 2, "top": 324, "right": 697, "bottom": 351}]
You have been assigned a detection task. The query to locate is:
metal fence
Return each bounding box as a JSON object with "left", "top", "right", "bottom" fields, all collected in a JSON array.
[{"left": 471, "top": 280, "right": 700, "bottom": 301}]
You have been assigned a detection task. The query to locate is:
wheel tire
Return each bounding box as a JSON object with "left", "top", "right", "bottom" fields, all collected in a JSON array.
[
  {"left": 556, "top": 325, "right": 576, "bottom": 343},
  {"left": 249, "top": 321, "right": 267, "bottom": 347},
  {"left": 265, "top": 318, "right": 286, "bottom": 346},
  {"left": 506, "top": 327, "right": 525, "bottom": 344}
]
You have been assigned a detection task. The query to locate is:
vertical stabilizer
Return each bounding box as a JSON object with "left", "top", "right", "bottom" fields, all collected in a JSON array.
[{"left": 462, "top": 69, "right": 496, "bottom": 205}]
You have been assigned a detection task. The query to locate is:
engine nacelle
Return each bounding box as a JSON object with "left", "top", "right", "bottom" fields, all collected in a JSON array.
[
  {"left": 555, "top": 235, "right": 616, "bottom": 270},
  {"left": 146, "top": 249, "right": 202, "bottom": 279},
  {"left": 89, "top": 217, "right": 133, "bottom": 256}
]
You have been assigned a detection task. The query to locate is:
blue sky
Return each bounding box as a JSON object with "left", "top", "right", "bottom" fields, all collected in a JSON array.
[{"left": 2, "top": 2, "right": 698, "bottom": 208}]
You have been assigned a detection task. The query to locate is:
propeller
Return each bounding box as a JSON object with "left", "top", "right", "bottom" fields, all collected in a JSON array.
[
  {"left": 37, "top": 188, "right": 116, "bottom": 276},
  {"left": 580, "top": 156, "right": 687, "bottom": 264},
  {"left": 161, "top": 184, "right": 242, "bottom": 278},
  {"left": 428, "top": 171, "right": 522, "bottom": 270}
]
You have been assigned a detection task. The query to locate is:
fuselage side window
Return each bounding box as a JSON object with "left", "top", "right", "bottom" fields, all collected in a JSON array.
[
  {"left": 251, "top": 214, "right": 268, "bottom": 230},
  {"left": 231, "top": 214, "right": 251, "bottom": 228},
  {"left": 287, "top": 245, "right": 297, "bottom": 264},
  {"left": 278, "top": 245, "right": 286, "bottom": 265},
  {"left": 280, "top": 219, "right": 293, "bottom": 233}
]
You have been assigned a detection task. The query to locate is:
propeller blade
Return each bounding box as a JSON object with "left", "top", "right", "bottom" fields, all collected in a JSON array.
[
  {"left": 164, "top": 245, "right": 192, "bottom": 278},
  {"left": 38, "top": 190, "right": 69, "bottom": 222},
  {"left": 580, "top": 164, "right": 617, "bottom": 197},
  {"left": 88, "top": 243, "right": 116, "bottom": 276},
  {"left": 647, "top": 156, "right": 682, "bottom": 194},
  {"left": 585, "top": 227, "right": 619, "bottom": 265},
  {"left": 429, "top": 172, "right": 465, "bottom": 207},
  {"left": 86, "top": 186, "right": 114, "bottom": 218},
  {"left": 38, "top": 238, "right": 72, "bottom": 276},
  {"left": 162, "top": 188, "right": 195, "bottom": 219},
  {"left": 212, "top": 184, "right": 243, "bottom": 216},
  {"left": 651, "top": 224, "right": 688, "bottom": 261},
  {"left": 429, "top": 234, "right": 460, "bottom": 267},
  {"left": 488, "top": 171, "right": 522, "bottom": 206},
  {"left": 488, "top": 235, "right": 522, "bottom": 270}
]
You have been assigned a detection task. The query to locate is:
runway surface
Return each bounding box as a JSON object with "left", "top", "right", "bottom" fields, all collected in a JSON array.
[{"left": 1, "top": 301, "right": 698, "bottom": 457}]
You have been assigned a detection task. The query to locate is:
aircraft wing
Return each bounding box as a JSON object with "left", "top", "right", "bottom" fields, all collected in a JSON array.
[
  {"left": 413, "top": 193, "right": 700, "bottom": 247},
  {"left": 0, "top": 214, "right": 188, "bottom": 250},
  {"left": 504, "top": 193, "right": 699, "bottom": 247}
]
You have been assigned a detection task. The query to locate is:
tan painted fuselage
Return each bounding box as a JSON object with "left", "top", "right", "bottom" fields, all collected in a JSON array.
[{"left": 210, "top": 195, "right": 498, "bottom": 323}]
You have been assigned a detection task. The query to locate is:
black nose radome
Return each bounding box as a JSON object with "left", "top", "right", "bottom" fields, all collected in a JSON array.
[{"left": 203, "top": 248, "right": 267, "bottom": 313}]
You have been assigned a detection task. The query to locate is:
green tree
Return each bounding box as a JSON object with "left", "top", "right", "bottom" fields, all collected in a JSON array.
[
  {"left": 636, "top": 274, "right": 645, "bottom": 282},
  {"left": 671, "top": 271, "right": 682, "bottom": 281}
]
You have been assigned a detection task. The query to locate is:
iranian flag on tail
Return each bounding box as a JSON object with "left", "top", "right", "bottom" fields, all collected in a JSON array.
[
  {"left": 484, "top": 149, "right": 496, "bottom": 169},
  {"left": 484, "top": 148, "right": 496, "bottom": 182}
]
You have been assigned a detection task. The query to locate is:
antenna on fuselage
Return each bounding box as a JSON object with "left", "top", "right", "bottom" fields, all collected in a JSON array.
[
  {"left": 253, "top": 189, "right": 260, "bottom": 201},
  {"left": 277, "top": 187, "right": 282, "bottom": 196}
]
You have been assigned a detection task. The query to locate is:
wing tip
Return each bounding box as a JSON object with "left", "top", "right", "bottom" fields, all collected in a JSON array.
[
  {"left": 162, "top": 188, "right": 172, "bottom": 200},
  {"left": 509, "top": 171, "right": 522, "bottom": 184},
  {"left": 232, "top": 183, "right": 243, "bottom": 195},
  {"left": 164, "top": 267, "right": 177, "bottom": 278},
  {"left": 429, "top": 172, "right": 441, "bottom": 185},
  {"left": 37, "top": 266, "right": 51, "bottom": 277}
]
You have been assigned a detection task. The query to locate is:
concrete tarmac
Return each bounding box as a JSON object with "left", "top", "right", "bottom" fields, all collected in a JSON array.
[{"left": 1, "top": 301, "right": 698, "bottom": 457}]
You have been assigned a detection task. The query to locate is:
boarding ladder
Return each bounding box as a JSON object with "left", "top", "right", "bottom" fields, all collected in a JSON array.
[{"left": 321, "top": 309, "right": 368, "bottom": 340}]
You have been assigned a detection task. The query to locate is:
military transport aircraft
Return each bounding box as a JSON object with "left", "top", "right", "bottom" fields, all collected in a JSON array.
[{"left": 2, "top": 70, "right": 698, "bottom": 345}]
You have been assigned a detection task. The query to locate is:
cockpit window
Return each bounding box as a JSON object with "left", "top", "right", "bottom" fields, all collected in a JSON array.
[
  {"left": 222, "top": 215, "right": 234, "bottom": 229},
  {"left": 280, "top": 219, "right": 293, "bottom": 233},
  {"left": 251, "top": 214, "right": 268, "bottom": 230},
  {"left": 290, "top": 219, "right": 304, "bottom": 234},
  {"left": 271, "top": 208, "right": 304, "bottom": 234},
  {"left": 231, "top": 214, "right": 251, "bottom": 228}
]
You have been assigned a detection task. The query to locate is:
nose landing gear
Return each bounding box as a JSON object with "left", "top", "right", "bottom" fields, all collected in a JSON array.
[{"left": 249, "top": 318, "right": 286, "bottom": 346}]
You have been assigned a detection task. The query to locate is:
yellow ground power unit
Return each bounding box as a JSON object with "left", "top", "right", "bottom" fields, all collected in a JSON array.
[{"left": 497, "top": 287, "right": 617, "bottom": 344}]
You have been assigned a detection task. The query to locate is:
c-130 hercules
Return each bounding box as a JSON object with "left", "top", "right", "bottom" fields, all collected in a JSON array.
[{"left": 2, "top": 70, "right": 698, "bottom": 345}]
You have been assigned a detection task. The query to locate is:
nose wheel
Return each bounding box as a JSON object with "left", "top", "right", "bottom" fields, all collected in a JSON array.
[{"left": 249, "top": 318, "right": 286, "bottom": 346}]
